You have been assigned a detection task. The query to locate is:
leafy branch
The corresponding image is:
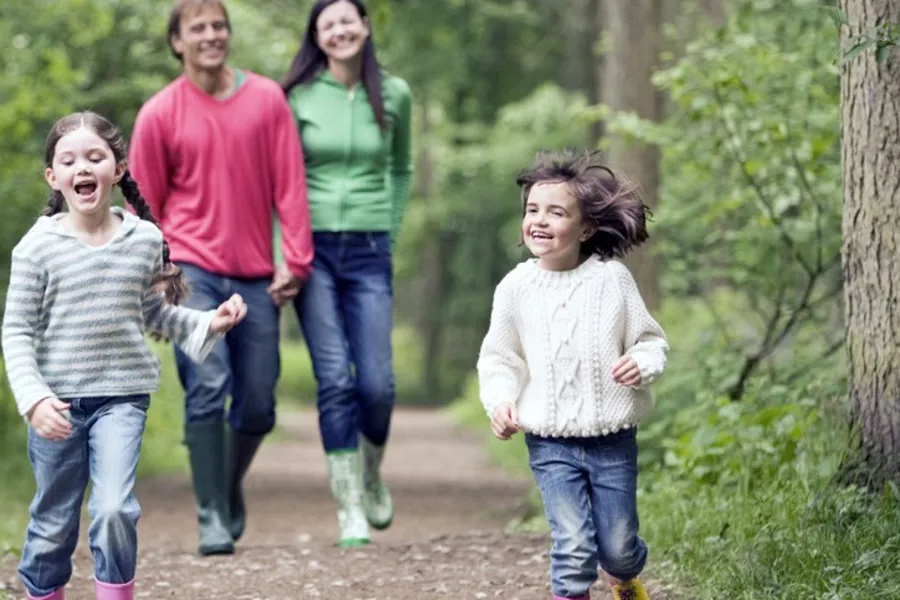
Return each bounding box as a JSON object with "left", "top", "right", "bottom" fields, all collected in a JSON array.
[
  {"left": 825, "top": 6, "right": 900, "bottom": 64},
  {"left": 709, "top": 88, "right": 842, "bottom": 399}
]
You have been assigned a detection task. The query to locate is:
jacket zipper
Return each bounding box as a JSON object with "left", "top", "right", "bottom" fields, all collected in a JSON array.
[{"left": 339, "top": 86, "right": 356, "bottom": 230}]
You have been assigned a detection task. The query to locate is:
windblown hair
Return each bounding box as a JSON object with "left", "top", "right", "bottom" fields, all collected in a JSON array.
[
  {"left": 280, "top": 0, "right": 387, "bottom": 132},
  {"left": 42, "top": 111, "right": 189, "bottom": 305},
  {"left": 167, "top": 0, "right": 231, "bottom": 62},
  {"left": 516, "top": 149, "right": 652, "bottom": 259}
]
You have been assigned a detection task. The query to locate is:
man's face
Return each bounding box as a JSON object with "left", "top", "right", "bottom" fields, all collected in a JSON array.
[{"left": 171, "top": 3, "right": 230, "bottom": 72}]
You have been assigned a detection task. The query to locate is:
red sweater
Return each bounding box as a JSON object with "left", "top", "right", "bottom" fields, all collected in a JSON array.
[{"left": 128, "top": 72, "right": 313, "bottom": 280}]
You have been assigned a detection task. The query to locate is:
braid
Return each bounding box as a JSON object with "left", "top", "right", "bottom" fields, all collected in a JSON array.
[
  {"left": 42, "top": 191, "right": 66, "bottom": 216},
  {"left": 119, "top": 170, "right": 190, "bottom": 305}
]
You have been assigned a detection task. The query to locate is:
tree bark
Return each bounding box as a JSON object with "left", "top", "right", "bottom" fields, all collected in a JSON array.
[
  {"left": 840, "top": 0, "right": 900, "bottom": 485},
  {"left": 601, "top": 0, "right": 663, "bottom": 309}
]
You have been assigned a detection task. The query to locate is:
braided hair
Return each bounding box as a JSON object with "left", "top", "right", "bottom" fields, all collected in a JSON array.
[{"left": 42, "top": 112, "right": 189, "bottom": 304}]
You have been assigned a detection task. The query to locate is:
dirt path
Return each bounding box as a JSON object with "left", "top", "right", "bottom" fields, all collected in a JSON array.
[{"left": 0, "top": 409, "right": 677, "bottom": 599}]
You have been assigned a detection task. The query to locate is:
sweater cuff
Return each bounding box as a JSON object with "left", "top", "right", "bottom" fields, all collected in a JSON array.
[
  {"left": 628, "top": 348, "right": 665, "bottom": 388},
  {"left": 180, "top": 311, "right": 221, "bottom": 364}
]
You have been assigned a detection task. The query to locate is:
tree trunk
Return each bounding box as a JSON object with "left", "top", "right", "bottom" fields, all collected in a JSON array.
[
  {"left": 593, "top": 0, "right": 606, "bottom": 145},
  {"left": 413, "top": 100, "right": 446, "bottom": 399},
  {"left": 840, "top": 0, "right": 900, "bottom": 486},
  {"left": 601, "top": 0, "right": 663, "bottom": 309}
]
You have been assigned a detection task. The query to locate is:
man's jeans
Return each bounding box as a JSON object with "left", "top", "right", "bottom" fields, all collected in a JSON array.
[
  {"left": 525, "top": 429, "right": 647, "bottom": 598},
  {"left": 19, "top": 395, "right": 149, "bottom": 597},
  {"left": 175, "top": 263, "right": 281, "bottom": 435},
  {"left": 294, "top": 232, "right": 395, "bottom": 451}
]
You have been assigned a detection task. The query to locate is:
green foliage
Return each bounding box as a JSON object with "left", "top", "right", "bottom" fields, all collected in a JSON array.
[{"left": 598, "top": 0, "right": 844, "bottom": 401}]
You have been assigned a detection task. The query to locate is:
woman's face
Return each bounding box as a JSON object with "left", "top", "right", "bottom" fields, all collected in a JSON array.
[{"left": 316, "top": 1, "right": 369, "bottom": 64}]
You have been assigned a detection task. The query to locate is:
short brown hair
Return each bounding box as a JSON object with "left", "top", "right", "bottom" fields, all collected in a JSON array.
[
  {"left": 167, "top": 0, "right": 231, "bottom": 62},
  {"left": 516, "top": 149, "right": 651, "bottom": 259}
]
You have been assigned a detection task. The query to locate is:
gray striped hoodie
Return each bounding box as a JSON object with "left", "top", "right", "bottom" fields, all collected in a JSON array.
[{"left": 2, "top": 207, "right": 218, "bottom": 417}]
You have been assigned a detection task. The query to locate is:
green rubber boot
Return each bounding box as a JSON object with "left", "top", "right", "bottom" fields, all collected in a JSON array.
[
  {"left": 184, "top": 420, "right": 234, "bottom": 556},
  {"left": 228, "top": 429, "right": 264, "bottom": 541},
  {"left": 325, "top": 450, "right": 370, "bottom": 548},
  {"left": 360, "top": 435, "right": 394, "bottom": 530}
]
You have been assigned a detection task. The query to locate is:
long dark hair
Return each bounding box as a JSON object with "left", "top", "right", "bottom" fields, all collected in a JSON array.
[
  {"left": 43, "top": 111, "right": 189, "bottom": 305},
  {"left": 280, "top": 0, "right": 386, "bottom": 132},
  {"left": 516, "top": 149, "right": 652, "bottom": 260}
]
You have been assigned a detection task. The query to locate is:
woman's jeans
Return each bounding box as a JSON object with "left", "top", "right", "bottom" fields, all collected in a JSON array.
[
  {"left": 525, "top": 429, "right": 647, "bottom": 598},
  {"left": 19, "top": 395, "right": 149, "bottom": 597},
  {"left": 294, "top": 231, "right": 395, "bottom": 452}
]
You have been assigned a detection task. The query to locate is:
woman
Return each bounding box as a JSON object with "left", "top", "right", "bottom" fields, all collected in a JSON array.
[{"left": 280, "top": 0, "right": 413, "bottom": 547}]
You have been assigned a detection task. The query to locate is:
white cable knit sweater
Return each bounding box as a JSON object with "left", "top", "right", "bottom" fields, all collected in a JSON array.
[{"left": 477, "top": 256, "right": 668, "bottom": 438}]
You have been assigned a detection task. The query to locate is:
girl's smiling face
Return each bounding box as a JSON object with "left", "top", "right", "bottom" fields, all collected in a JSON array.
[
  {"left": 45, "top": 126, "right": 124, "bottom": 217},
  {"left": 316, "top": 0, "right": 370, "bottom": 64},
  {"left": 522, "top": 182, "right": 595, "bottom": 271}
]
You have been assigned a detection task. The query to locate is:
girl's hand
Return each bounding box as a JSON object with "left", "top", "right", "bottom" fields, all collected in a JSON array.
[
  {"left": 210, "top": 294, "right": 248, "bottom": 335},
  {"left": 490, "top": 403, "right": 520, "bottom": 440},
  {"left": 612, "top": 355, "right": 642, "bottom": 387},
  {"left": 28, "top": 397, "right": 72, "bottom": 441}
]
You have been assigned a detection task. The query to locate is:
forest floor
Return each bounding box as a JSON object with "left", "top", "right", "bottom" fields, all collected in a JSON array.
[{"left": 0, "top": 409, "right": 678, "bottom": 599}]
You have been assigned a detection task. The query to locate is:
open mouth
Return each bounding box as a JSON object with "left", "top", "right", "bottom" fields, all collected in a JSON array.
[
  {"left": 531, "top": 231, "right": 552, "bottom": 240},
  {"left": 74, "top": 182, "right": 97, "bottom": 197}
]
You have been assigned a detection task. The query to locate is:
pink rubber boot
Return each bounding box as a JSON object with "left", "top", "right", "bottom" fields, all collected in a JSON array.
[
  {"left": 94, "top": 579, "right": 134, "bottom": 600},
  {"left": 27, "top": 589, "right": 65, "bottom": 600}
]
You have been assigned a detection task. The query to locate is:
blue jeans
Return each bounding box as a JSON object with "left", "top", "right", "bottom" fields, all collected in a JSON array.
[
  {"left": 19, "top": 395, "right": 149, "bottom": 597},
  {"left": 294, "top": 231, "right": 395, "bottom": 452},
  {"left": 525, "top": 430, "right": 647, "bottom": 598},
  {"left": 175, "top": 263, "right": 281, "bottom": 435}
]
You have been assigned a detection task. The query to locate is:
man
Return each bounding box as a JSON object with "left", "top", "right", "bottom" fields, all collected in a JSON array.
[{"left": 129, "top": 0, "right": 312, "bottom": 556}]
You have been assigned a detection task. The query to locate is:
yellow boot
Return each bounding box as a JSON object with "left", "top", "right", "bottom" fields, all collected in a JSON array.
[{"left": 610, "top": 578, "right": 650, "bottom": 600}]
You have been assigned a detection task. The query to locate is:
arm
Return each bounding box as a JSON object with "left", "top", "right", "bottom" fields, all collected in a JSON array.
[
  {"left": 141, "top": 253, "right": 219, "bottom": 364},
  {"left": 476, "top": 276, "right": 528, "bottom": 418},
  {"left": 1, "top": 252, "right": 55, "bottom": 417},
  {"left": 387, "top": 79, "right": 413, "bottom": 246},
  {"left": 270, "top": 94, "right": 313, "bottom": 280},
  {"left": 127, "top": 106, "right": 170, "bottom": 221},
  {"left": 612, "top": 261, "right": 669, "bottom": 387}
]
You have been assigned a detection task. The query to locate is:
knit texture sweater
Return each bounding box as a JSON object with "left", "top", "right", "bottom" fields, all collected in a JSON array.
[
  {"left": 477, "top": 257, "right": 669, "bottom": 437},
  {"left": 1, "top": 208, "right": 218, "bottom": 417}
]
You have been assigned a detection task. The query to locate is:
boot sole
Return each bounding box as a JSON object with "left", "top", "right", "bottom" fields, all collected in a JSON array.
[
  {"left": 199, "top": 543, "right": 235, "bottom": 556},
  {"left": 368, "top": 517, "right": 393, "bottom": 530},
  {"left": 338, "top": 538, "right": 370, "bottom": 548}
]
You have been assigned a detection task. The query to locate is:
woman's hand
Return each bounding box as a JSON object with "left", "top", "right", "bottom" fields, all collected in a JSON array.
[
  {"left": 28, "top": 397, "right": 72, "bottom": 441},
  {"left": 210, "top": 294, "right": 248, "bottom": 335}
]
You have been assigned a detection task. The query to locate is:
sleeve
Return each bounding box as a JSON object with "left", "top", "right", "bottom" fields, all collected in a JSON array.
[
  {"left": 127, "top": 105, "right": 170, "bottom": 222},
  {"left": 612, "top": 261, "right": 669, "bottom": 388},
  {"left": 1, "top": 251, "right": 55, "bottom": 417},
  {"left": 476, "top": 275, "right": 528, "bottom": 417},
  {"left": 387, "top": 78, "right": 414, "bottom": 246},
  {"left": 141, "top": 251, "right": 219, "bottom": 364},
  {"left": 270, "top": 92, "right": 314, "bottom": 280}
]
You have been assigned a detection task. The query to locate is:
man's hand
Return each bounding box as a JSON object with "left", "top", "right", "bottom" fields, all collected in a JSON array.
[
  {"left": 28, "top": 397, "right": 72, "bottom": 441},
  {"left": 490, "top": 403, "right": 520, "bottom": 441},
  {"left": 267, "top": 263, "right": 302, "bottom": 307}
]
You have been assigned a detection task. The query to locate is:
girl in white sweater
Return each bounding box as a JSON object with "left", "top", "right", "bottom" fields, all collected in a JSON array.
[{"left": 477, "top": 149, "right": 668, "bottom": 600}]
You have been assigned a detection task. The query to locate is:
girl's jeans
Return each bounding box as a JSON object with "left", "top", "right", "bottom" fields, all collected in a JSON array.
[
  {"left": 525, "top": 429, "right": 647, "bottom": 599},
  {"left": 18, "top": 395, "right": 149, "bottom": 597}
]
